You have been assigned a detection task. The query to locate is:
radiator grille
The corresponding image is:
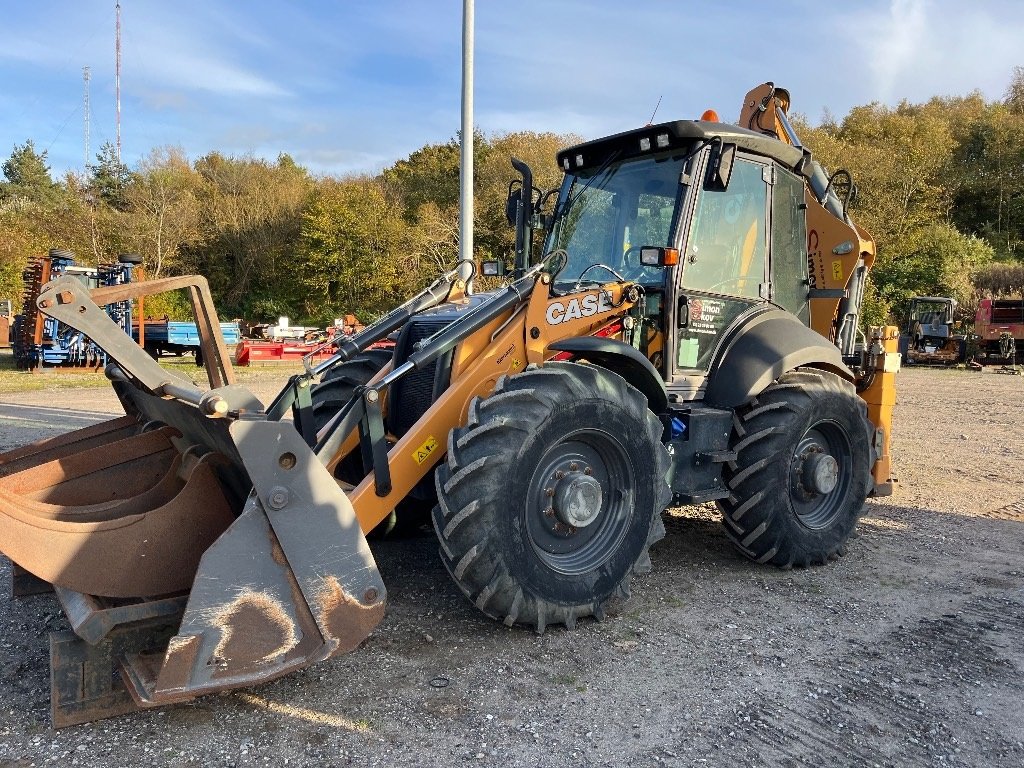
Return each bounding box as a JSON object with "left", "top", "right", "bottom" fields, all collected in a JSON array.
[{"left": 390, "top": 320, "right": 452, "bottom": 437}]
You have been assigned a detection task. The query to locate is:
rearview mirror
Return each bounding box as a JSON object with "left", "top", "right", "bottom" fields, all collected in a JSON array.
[
  {"left": 704, "top": 142, "right": 737, "bottom": 191},
  {"left": 505, "top": 185, "right": 522, "bottom": 227}
]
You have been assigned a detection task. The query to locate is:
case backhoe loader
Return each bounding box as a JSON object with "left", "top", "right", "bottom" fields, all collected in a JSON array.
[{"left": 0, "top": 83, "right": 899, "bottom": 726}]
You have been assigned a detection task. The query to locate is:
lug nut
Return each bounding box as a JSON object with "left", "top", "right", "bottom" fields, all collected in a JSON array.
[
  {"left": 584, "top": 467, "right": 592, "bottom": 475},
  {"left": 555, "top": 470, "right": 566, "bottom": 480},
  {"left": 569, "top": 462, "right": 578, "bottom": 471},
  {"left": 545, "top": 488, "right": 554, "bottom": 497}
]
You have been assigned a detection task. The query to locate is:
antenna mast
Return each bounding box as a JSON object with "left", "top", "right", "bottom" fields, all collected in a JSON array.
[
  {"left": 115, "top": 1, "right": 122, "bottom": 163},
  {"left": 83, "top": 66, "right": 91, "bottom": 171}
]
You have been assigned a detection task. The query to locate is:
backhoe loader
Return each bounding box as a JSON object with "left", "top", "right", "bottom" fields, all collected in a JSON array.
[{"left": 0, "top": 83, "right": 899, "bottom": 726}]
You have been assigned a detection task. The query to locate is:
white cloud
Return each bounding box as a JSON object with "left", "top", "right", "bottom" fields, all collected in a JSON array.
[
  {"left": 868, "top": 0, "right": 929, "bottom": 102},
  {"left": 836, "top": 0, "right": 1024, "bottom": 109},
  {"left": 120, "top": 5, "right": 289, "bottom": 99}
]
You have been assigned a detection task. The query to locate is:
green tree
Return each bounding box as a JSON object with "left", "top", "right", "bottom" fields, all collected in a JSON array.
[
  {"left": 875, "top": 222, "right": 994, "bottom": 320},
  {"left": 0, "top": 209, "right": 47, "bottom": 312},
  {"left": 951, "top": 101, "right": 1024, "bottom": 259},
  {"left": 123, "top": 147, "right": 203, "bottom": 278},
  {"left": 89, "top": 142, "right": 132, "bottom": 210},
  {"left": 1005, "top": 65, "right": 1024, "bottom": 115},
  {"left": 383, "top": 135, "right": 465, "bottom": 218},
  {"left": 298, "top": 177, "right": 415, "bottom": 322},
  {"left": 1, "top": 140, "right": 60, "bottom": 204},
  {"left": 192, "top": 152, "right": 312, "bottom": 317}
]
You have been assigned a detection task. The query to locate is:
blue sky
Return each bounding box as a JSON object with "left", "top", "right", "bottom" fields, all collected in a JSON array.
[{"left": 3, "top": 0, "right": 1023, "bottom": 180}]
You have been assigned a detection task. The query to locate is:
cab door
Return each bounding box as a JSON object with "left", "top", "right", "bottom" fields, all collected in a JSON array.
[{"left": 674, "top": 155, "right": 770, "bottom": 374}]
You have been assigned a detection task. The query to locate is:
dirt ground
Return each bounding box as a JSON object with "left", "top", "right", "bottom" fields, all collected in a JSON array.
[{"left": 0, "top": 366, "right": 1022, "bottom": 767}]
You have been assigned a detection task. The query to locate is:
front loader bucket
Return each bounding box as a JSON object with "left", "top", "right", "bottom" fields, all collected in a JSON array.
[
  {"left": 0, "top": 276, "right": 386, "bottom": 726},
  {"left": 118, "top": 417, "right": 386, "bottom": 710},
  {"left": 0, "top": 422, "right": 235, "bottom": 597}
]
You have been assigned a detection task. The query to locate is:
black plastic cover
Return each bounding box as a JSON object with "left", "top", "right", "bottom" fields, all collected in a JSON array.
[{"left": 703, "top": 309, "right": 851, "bottom": 408}]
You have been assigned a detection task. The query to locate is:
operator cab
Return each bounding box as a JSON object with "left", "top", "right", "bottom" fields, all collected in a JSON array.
[{"left": 544, "top": 120, "right": 816, "bottom": 399}]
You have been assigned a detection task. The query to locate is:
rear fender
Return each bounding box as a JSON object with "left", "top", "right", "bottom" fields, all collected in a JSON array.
[{"left": 704, "top": 309, "right": 851, "bottom": 408}]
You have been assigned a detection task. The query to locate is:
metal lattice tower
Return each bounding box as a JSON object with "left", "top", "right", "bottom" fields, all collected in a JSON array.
[
  {"left": 83, "top": 66, "right": 91, "bottom": 171},
  {"left": 115, "top": 1, "right": 121, "bottom": 163}
]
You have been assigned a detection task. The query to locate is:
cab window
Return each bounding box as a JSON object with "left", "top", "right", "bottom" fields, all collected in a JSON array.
[
  {"left": 771, "top": 166, "right": 809, "bottom": 322},
  {"left": 681, "top": 158, "right": 768, "bottom": 299},
  {"left": 675, "top": 157, "right": 768, "bottom": 371}
]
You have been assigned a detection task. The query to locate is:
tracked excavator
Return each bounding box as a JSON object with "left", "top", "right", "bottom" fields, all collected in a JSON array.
[{"left": 0, "top": 83, "right": 899, "bottom": 725}]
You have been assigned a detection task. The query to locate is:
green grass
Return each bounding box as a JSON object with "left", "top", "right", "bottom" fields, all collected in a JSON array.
[
  {"left": 0, "top": 349, "right": 114, "bottom": 393},
  {"left": 0, "top": 348, "right": 288, "bottom": 395}
]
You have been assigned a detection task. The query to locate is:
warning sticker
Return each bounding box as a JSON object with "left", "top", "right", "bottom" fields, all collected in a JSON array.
[
  {"left": 413, "top": 435, "right": 440, "bottom": 465},
  {"left": 832, "top": 259, "right": 844, "bottom": 282}
]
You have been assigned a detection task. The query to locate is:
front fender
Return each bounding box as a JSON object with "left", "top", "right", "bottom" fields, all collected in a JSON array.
[{"left": 547, "top": 336, "right": 668, "bottom": 413}]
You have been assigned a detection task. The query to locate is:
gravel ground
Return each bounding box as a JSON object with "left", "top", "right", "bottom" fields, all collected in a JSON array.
[{"left": 1, "top": 366, "right": 1022, "bottom": 767}]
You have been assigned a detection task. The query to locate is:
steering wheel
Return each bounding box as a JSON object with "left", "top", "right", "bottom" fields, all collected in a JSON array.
[
  {"left": 573, "top": 262, "right": 626, "bottom": 290},
  {"left": 723, "top": 197, "right": 744, "bottom": 224},
  {"left": 621, "top": 245, "right": 644, "bottom": 268}
]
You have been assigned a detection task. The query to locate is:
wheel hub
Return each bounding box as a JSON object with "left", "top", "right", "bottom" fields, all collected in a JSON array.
[
  {"left": 553, "top": 472, "right": 603, "bottom": 528},
  {"left": 802, "top": 452, "right": 839, "bottom": 495}
]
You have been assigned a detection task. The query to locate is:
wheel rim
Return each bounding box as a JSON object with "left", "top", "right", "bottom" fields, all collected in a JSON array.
[
  {"left": 788, "top": 419, "right": 853, "bottom": 530},
  {"left": 525, "top": 429, "right": 635, "bottom": 576}
]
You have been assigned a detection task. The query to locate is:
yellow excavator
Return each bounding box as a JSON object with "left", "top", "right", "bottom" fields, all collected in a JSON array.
[{"left": 0, "top": 83, "right": 899, "bottom": 726}]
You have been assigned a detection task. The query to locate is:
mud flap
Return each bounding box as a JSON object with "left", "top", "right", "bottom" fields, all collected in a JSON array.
[{"left": 119, "top": 419, "right": 386, "bottom": 706}]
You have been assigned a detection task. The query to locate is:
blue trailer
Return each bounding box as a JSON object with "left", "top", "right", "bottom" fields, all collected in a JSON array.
[{"left": 136, "top": 320, "right": 241, "bottom": 364}]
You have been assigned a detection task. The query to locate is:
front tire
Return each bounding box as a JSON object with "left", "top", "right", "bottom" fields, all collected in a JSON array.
[
  {"left": 432, "top": 362, "right": 671, "bottom": 631},
  {"left": 717, "top": 368, "right": 872, "bottom": 567},
  {"left": 310, "top": 349, "right": 392, "bottom": 432}
]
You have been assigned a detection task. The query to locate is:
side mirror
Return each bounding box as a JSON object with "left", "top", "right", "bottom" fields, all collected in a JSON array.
[
  {"left": 505, "top": 184, "right": 522, "bottom": 227},
  {"left": 704, "top": 142, "right": 737, "bottom": 191}
]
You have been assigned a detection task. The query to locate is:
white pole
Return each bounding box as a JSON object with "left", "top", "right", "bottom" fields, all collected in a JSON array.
[{"left": 458, "top": 0, "right": 474, "bottom": 291}]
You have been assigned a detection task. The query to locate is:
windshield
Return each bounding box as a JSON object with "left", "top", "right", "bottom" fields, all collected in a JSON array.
[
  {"left": 910, "top": 301, "right": 952, "bottom": 326},
  {"left": 546, "top": 151, "right": 687, "bottom": 287}
]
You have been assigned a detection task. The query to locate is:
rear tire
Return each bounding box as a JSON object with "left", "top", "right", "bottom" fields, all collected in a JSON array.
[
  {"left": 717, "top": 368, "right": 872, "bottom": 567},
  {"left": 432, "top": 362, "right": 670, "bottom": 631}
]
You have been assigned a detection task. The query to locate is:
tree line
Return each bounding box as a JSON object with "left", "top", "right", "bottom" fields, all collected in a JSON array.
[{"left": 2, "top": 70, "right": 1023, "bottom": 327}]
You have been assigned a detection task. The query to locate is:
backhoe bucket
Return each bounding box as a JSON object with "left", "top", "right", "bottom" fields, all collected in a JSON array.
[{"left": 0, "top": 275, "right": 386, "bottom": 726}]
